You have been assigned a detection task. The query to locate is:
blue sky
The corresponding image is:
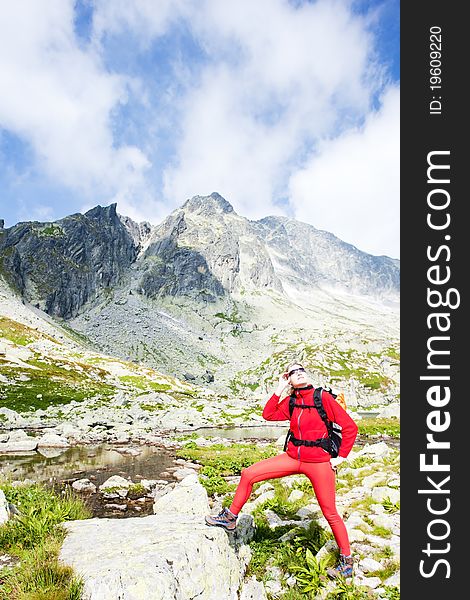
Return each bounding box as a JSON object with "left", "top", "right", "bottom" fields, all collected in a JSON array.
[{"left": 0, "top": 0, "right": 399, "bottom": 258}]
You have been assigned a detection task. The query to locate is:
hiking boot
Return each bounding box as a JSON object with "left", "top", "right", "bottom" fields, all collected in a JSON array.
[
  {"left": 205, "top": 507, "right": 238, "bottom": 531},
  {"left": 327, "top": 554, "right": 354, "bottom": 579}
]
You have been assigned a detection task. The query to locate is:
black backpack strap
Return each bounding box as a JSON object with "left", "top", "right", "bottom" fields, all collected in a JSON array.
[
  {"left": 324, "top": 386, "right": 337, "bottom": 399},
  {"left": 288, "top": 394, "right": 296, "bottom": 418},
  {"left": 283, "top": 429, "right": 292, "bottom": 452},
  {"left": 313, "top": 387, "right": 333, "bottom": 434}
]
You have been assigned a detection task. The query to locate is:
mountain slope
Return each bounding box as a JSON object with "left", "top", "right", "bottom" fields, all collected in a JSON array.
[{"left": 0, "top": 194, "right": 399, "bottom": 404}]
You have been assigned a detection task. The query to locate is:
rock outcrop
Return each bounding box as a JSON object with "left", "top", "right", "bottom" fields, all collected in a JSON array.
[
  {"left": 0, "top": 204, "right": 137, "bottom": 318},
  {"left": 0, "top": 193, "right": 399, "bottom": 318},
  {"left": 59, "top": 474, "right": 255, "bottom": 600},
  {"left": 0, "top": 193, "right": 400, "bottom": 396}
]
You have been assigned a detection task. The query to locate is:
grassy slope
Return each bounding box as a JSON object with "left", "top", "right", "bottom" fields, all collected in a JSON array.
[{"left": 0, "top": 315, "right": 201, "bottom": 415}]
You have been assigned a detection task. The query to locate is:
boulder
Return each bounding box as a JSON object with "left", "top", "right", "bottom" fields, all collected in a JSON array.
[
  {"left": 0, "top": 490, "right": 10, "bottom": 525},
  {"left": 0, "top": 440, "right": 38, "bottom": 453},
  {"left": 153, "top": 473, "right": 209, "bottom": 516},
  {"left": 99, "top": 475, "right": 132, "bottom": 491},
  {"left": 59, "top": 475, "right": 254, "bottom": 600},
  {"left": 72, "top": 479, "right": 97, "bottom": 493},
  {"left": 239, "top": 576, "right": 268, "bottom": 600},
  {"left": 37, "top": 433, "right": 70, "bottom": 448}
]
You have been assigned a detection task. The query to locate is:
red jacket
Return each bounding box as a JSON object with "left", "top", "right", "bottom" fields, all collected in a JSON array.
[{"left": 263, "top": 385, "right": 358, "bottom": 462}]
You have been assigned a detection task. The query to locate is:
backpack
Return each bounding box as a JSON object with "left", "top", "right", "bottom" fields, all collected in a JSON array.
[{"left": 283, "top": 386, "right": 343, "bottom": 457}]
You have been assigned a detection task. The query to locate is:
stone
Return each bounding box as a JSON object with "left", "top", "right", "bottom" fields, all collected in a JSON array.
[
  {"left": 359, "top": 442, "right": 390, "bottom": 458},
  {"left": 37, "top": 447, "right": 65, "bottom": 458},
  {"left": 287, "top": 490, "right": 304, "bottom": 503},
  {"left": 239, "top": 576, "right": 268, "bottom": 600},
  {"left": 0, "top": 440, "right": 38, "bottom": 453},
  {"left": 60, "top": 475, "right": 254, "bottom": 600},
  {"left": 173, "top": 467, "right": 198, "bottom": 481},
  {"left": 359, "top": 576, "right": 382, "bottom": 589},
  {"left": 384, "top": 571, "right": 400, "bottom": 587},
  {"left": 99, "top": 475, "right": 133, "bottom": 491},
  {"left": 72, "top": 479, "right": 97, "bottom": 493},
  {"left": 253, "top": 483, "right": 274, "bottom": 496},
  {"left": 153, "top": 473, "right": 209, "bottom": 516},
  {"left": 371, "top": 487, "right": 400, "bottom": 504},
  {"left": 37, "top": 433, "right": 70, "bottom": 448},
  {"left": 362, "top": 473, "right": 387, "bottom": 488},
  {"left": 359, "top": 557, "right": 383, "bottom": 573},
  {"left": 0, "top": 490, "right": 10, "bottom": 525}
]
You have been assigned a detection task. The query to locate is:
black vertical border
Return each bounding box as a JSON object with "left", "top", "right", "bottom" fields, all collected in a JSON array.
[{"left": 401, "top": 3, "right": 466, "bottom": 598}]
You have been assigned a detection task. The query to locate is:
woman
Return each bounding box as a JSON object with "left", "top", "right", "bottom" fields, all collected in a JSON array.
[{"left": 205, "top": 362, "right": 358, "bottom": 578}]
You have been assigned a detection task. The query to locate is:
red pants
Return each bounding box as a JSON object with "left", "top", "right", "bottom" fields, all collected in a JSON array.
[{"left": 229, "top": 452, "right": 351, "bottom": 555}]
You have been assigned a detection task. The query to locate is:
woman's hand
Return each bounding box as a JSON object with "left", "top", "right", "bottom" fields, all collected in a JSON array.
[
  {"left": 330, "top": 456, "right": 345, "bottom": 471},
  {"left": 274, "top": 373, "right": 289, "bottom": 396}
]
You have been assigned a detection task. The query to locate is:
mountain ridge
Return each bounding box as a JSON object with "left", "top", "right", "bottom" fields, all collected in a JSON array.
[{"left": 0, "top": 193, "right": 399, "bottom": 397}]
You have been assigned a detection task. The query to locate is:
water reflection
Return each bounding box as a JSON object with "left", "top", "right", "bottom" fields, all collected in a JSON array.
[{"left": 0, "top": 443, "right": 177, "bottom": 487}]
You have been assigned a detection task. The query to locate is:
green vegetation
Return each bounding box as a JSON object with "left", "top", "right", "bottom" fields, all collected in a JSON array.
[
  {"left": 59, "top": 323, "right": 92, "bottom": 345},
  {"left": 0, "top": 481, "right": 91, "bottom": 599},
  {"left": 252, "top": 482, "right": 308, "bottom": 522},
  {"left": 118, "top": 375, "right": 171, "bottom": 393},
  {"left": 0, "top": 317, "right": 53, "bottom": 346},
  {"left": 199, "top": 466, "right": 237, "bottom": 496},
  {"left": 139, "top": 402, "right": 165, "bottom": 412},
  {"left": 0, "top": 356, "right": 116, "bottom": 413},
  {"left": 176, "top": 442, "right": 278, "bottom": 475},
  {"left": 290, "top": 549, "right": 330, "bottom": 596},
  {"left": 384, "top": 346, "right": 400, "bottom": 362},
  {"left": 246, "top": 518, "right": 332, "bottom": 591},
  {"left": 214, "top": 310, "right": 243, "bottom": 324},
  {"left": 368, "top": 559, "right": 400, "bottom": 581},
  {"left": 35, "top": 224, "right": 64, "bottom": 238},
  {"left": 176, "top": 442, "right": 278, "bottom": 494},
  {"left": 356, "top": 418, "right": 400, "bottom": 438},
  {"left": 324, "top": 578, "right": 374, "bottom": 599},
  {"left": 127, "top": 483, "right": 147, "bottom": 498},
  {"left": 348, "top": 456, "right": 375, "bottom": 469},
  {"left": 382, "top": 497, "right": 400, "bottom": 513},
  {"left": 382, "top": 586, "right": 400, "bottom": 600}
]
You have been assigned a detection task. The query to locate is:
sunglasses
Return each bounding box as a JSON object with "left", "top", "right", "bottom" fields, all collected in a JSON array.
[{"left": 288, "top": 367, "right": 305, "bottom": 377}]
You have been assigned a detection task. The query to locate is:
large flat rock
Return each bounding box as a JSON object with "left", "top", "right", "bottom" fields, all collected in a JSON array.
[{"left": 60, "top": 514, "right": 245, "bottom": 600}]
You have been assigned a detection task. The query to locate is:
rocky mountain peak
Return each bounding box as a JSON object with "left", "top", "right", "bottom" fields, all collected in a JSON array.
[
  {"left": 118, "top": 214, "right": 153, "bottom": 249},
  {"left": 84, "top": 203, "right": 118, "bottom": 221},
  {"left": 182, "top": 193, "right": 235, "bottom": 217}
]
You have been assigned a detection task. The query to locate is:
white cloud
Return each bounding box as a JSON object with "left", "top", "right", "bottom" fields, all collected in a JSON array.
[
  {"left": 288, "top": 85, "right": 400, "bottom": 258},
  {"left": 1, "top": 0, "right": 399, "bottom": 257},
  {"left": 0, "top": 1, "right": 150, "bottom": 200},
  {"left": 160, "top": 0, "right": 395, "bottom": 245}
]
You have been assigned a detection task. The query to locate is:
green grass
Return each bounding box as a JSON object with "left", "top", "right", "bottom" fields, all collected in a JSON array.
[
  {"left": 118, "top": 375, "right": 171, "bottom": 393},
  {"left": 214, "top": 311, "right": 243, "bottom": 324},
  {"left": 246, "top": 514, "right": 333, "bottom": 597},
  {"left": 35, "top": 224, "right": 64, "bottom": 238},
  {"left": 0, "top": 317, "right": 54, "bottom": 346},
  {"left": 368, "top": 559, "right": 400, "bottom": 581},
  {"left": 382, "top": 497, "right": 400, "bottom": 513},
  {"left": 252, "top": 482, "right": 308, "bottom": 522},
  {"left": 139, "top": 402, "right": 165, "bottom": 412},
  {"left": 176, "top": 442, "right": 278, "bottom": 476},
  {"left": 356, "top": 417, "right": 400, "bottom": 438},
  {"left": 0, "top": 358, "right": 116, "bottom": 413},
  {"left": 348, "top": 456, "right": 376, "bottom": 469},
  {"left": 0, "top": 481, "right": 91, "bottom": 600},
  {"left": 175, "top": 441, "right": 279, "bottom": 495}
]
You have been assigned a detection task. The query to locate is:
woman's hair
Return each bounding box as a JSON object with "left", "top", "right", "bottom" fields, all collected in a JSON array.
[{"left": 284, "top": 361, "right": 307, "bottom": 396}]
